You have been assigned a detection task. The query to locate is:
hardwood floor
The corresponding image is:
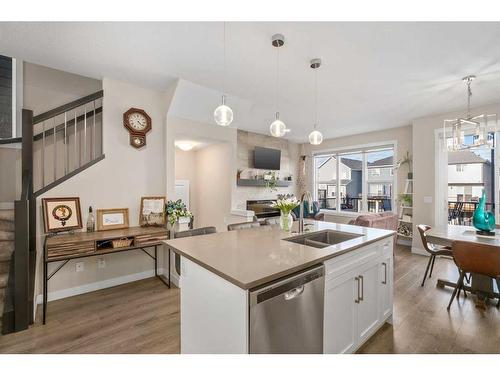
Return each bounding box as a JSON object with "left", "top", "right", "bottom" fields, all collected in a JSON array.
[
  {"left": 0, "top": 278, "right": 180, "bottom": 353},
  {"left": 0, "top": 245, "right": 498, "bottom": 354},
  {"left": 358, "top": 245, "right": 500, "bottom": 354}
]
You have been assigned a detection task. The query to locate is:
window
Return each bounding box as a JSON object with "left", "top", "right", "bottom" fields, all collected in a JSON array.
[
  {"left": 0, "top": 55, "right": 14, "bottom": 139},
  {"left": 314, "top": 145, "right": 395, "bottom": 213},
  {"left": 456, "top": 164, "right": 466, "bottom": 172}
]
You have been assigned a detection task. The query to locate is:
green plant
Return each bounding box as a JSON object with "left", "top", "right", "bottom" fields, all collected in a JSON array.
[
  {"left": 398, "top": 193, "right": 413, "bottom": 207},
  {"left": 265, "top": 171, "right": 278, "bottom": 192},
  {"left": 165, "top": 199, "right": 193, "bottom": 226}
]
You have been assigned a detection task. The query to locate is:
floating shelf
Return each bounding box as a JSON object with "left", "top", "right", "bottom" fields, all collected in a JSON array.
[{"left": 237, "top": 178, "right": 292, "bottom": 187}]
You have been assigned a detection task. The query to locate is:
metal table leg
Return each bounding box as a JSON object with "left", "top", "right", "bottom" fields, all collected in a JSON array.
[{"left": 43, "top": 260, "right": 47, "bottom": 325}]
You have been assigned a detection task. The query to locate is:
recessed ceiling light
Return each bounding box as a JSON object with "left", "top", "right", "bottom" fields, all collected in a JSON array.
[{"left": 175, "top": 141, "right": 196, "bottom": 151}]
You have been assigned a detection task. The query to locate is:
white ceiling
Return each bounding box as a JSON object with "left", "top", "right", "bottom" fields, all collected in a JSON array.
[{"left": 2, "top": 22, "right": 500, "bottom": 142}]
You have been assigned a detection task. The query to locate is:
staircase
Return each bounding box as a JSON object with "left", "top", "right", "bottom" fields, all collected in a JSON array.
[
  {"left": 0, "top": 90, "right": 105, "bottom": 334},
  {"left": 0, "top": 209, "right": 14, "bottom": 334}
]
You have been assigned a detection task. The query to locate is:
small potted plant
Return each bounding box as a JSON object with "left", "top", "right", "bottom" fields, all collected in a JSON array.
[
  {"left": 396, "top": 151, "right": 413, "bottom": 179},
  {"left": 397, "top": 193, "right": 413, "bottom": 207},
  {"left": 165, "top": 199, "right": 193, "bottom": 233},
  {"left": 265, "top": 171, "right": 278, "bottom": 191},
  {"left": 271, "top": 195, "right": 300, "bottom": 231}
]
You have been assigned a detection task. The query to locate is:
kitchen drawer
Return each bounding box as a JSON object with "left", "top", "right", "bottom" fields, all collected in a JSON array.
[
  {"left": 135, "top": 232, "right": 169, "bottom": 246},
  {"left": 46, "top": 240, "right": 95, "bottom": 259},
  {"left": 324, "top": 239, "right": 386, "bottom": 281}
]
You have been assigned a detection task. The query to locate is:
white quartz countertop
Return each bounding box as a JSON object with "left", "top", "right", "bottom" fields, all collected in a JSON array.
[{"left": 164, "top": 221, "right": 394, "bottom": 290}]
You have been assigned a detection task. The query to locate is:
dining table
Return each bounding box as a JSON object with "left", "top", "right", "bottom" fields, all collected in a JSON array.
[{"left": 426, "top": 225, "right": 500, "bottom": 308}]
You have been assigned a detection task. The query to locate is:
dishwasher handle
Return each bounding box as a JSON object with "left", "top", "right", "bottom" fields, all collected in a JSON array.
[
  {"left": 284, "top": 285, "right": 305, "bottom": 300},
  {"left": 250, "top": 265, "right": 324, "bottom": 306}
]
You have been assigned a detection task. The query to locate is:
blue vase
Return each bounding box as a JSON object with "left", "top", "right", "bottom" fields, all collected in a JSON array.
[{"left": 472, "top": 190, "right": 495, "bottom": 233}]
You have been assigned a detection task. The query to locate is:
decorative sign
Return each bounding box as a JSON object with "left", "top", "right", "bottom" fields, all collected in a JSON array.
[
  {"left": 140, "top": 196, "right": 166, "bottom": 227},
  {"left": 97, "top": 208, "right": 130, "bottom": 231},
  {"left": 42, "top": 197, "right": 83, "bottom": 233}
]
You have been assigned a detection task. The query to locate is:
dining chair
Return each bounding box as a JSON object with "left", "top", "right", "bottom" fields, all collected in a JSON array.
[
  {"left": 417, "top": 224, "right": 454, "bottom": 287},
  {"left": 173, "top": 226, "right": 217, "bottom": 275},
  {"left": 264, "top": 217, "right": 280, "bottom": 226},
  {"left": 447, "top": 240, "right": 500, "bottom": 309},
  {"left": 227, "top": 220, "right": 261, "bottom": 231}
]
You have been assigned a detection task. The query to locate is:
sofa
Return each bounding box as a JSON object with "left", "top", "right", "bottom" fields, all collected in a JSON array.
[
  {"left": 348, "top": 212, "right": 398, "bottom": 232},
  {"left": 348, "top": 212, "right": 398, "bottom": 250}
]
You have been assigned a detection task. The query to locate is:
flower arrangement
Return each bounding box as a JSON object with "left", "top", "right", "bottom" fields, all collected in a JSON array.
[
  {"left": 271, "top": 195, "right": 299, "bottom": 231},
  {"left": 165, "top": 199, "right": 193, "bottom": 226},
  {"left": 271, "top": 195, "right": 300, "bottom": 214}
]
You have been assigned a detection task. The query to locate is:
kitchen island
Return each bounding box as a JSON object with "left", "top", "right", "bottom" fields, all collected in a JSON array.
[{"left": 164, "top": 220, "right": 395, "bottom": 354}]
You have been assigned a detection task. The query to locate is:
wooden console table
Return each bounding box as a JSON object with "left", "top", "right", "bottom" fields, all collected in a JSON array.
[{"left": 43, "top": 226, "right": 169, "bottom": 324}]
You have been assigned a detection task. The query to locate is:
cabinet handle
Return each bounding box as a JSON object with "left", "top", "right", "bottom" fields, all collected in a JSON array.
[
  {"left": 382, "top": 262, "right": 388, "bottom": 284},
  {"left": 354, "top": 277, "right": 360, "bottom": 303},
  {"left": 359, "top": 275, "right": 364, "bottom": 302}
]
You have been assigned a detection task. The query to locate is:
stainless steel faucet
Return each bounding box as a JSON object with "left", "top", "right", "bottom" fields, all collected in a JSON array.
[{"left": 299, "top": 191, "right": 313, "bottom": 233}]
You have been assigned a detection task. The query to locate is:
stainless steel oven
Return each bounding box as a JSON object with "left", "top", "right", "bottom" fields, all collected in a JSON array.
[{"left": 249, "top": 265, "right": 324, "bottom": 354}]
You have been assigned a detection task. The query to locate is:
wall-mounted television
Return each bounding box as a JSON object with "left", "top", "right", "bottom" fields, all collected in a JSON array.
[{"left": 253, "top": 146, "right": 281, "bottom": 170}]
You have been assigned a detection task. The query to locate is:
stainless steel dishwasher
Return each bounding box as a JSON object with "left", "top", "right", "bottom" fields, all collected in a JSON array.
[{"left": 249, "top": 265, "right": 324, "bottom": 354}]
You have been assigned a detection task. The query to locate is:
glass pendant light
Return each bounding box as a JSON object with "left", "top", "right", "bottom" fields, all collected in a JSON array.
[
  {"left": 444, "top": 75, "right": 497, "bottom": 151},
  {"left": 308, "top": 58, "right": 323, "bottom": 145},
  {"left": 214, "top": 22, "right": 234, "bottom": 126},
  {"left": 269, "top": 34, "right": 289, "bottom": 137},
  {"left": 270, "top": 112, "right": 287, "bottom": 137}
]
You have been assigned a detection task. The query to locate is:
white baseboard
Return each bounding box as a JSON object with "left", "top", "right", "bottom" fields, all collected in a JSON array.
[{"left": 36, "top": 267, "right": 180, "bottom": 304}]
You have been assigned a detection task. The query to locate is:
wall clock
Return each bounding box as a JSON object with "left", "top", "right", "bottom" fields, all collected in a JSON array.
[{"left": 123, "top": 108, "right": 152, "bottom": 149}]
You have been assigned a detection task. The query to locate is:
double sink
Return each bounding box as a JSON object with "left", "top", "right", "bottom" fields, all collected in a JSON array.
[{"left": 284, "top": 229, "right": 363, "bottom": 249}]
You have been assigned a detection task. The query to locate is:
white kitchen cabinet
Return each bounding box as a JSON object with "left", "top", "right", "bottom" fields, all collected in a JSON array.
[
  {"left": 379, "top": 251, "right": 393, "bottom": 321},
  {"left": 324, "top": 271, "right": 358, "bottom": 354},
  {"left": 323, "top": 238, "right": 393, "bottom": 354},
  {"left": 356, "top": 259, "right": 381, "bottom": 344}
]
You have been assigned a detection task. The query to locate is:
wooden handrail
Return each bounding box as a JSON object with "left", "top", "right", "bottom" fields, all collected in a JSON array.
[{"left": 32, "top": 90, "right": 103, "bottom": 125}]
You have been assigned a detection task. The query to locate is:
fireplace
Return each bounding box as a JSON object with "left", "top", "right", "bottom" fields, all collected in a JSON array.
[{"left": 246, "top": 200, "right": 280, "bottom": 219}]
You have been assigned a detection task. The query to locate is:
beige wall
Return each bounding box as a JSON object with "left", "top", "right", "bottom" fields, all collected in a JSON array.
[
  {"left": 175, "top": 148, "right": 198, "bottom": 220},
  {"left": 1, "top": 62, "right": 102, "bottom": 205},
  {"left": 23, "top": 62, "right": 102, "bottom": 116},
  {"left": 35, "top": 77, "right": 174, "bottom": 304},
  {"left": 195, "top": 143, "right": 233, "bottom": 232},
  {"left": 411, "top": 102, "right": 500, "bottom": 251},
  {"left": 301, "top": 125, "right": 412, "bottom": 222},
  {"left": 0, "top": 147, "right": 21, "bottom": 204}
]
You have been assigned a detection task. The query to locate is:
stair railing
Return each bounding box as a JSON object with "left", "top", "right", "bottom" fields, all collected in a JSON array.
[{"left": 33, "top": 90, "right": 104, "bottom": 197}]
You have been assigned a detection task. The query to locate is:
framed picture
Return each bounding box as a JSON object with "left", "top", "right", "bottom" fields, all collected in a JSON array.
[
  {"left": 140, "top": 196, "right": 166, "bottom": 226},
  {"left": 42, "top": 197, "right": 83, "bottom": 234},
  {"left": 97, "top": 208, "right": 129, "bottom": 231}
]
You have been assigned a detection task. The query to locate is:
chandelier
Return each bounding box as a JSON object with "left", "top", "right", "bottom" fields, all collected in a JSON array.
[{"left": 444, "top": 75, "right": 497, "bottom": 151}]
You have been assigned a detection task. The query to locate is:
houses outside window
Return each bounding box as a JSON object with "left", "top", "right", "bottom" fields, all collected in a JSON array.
[{"left": 314, "top": 145, "right": 395, "bottom": 213}]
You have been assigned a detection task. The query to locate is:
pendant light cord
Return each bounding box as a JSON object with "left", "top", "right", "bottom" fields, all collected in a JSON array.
[
  {"left": 223, "top": 22, "right": 226, "bottom": 96},
  {"left": 314, "top": 65, "right": 318, "bottom": 129},
  {"left": 466, "top": 78, "right": 472, "bottom": 119},
  {"left": 276, "top": 45, "right": 280, "bottom": 115}
]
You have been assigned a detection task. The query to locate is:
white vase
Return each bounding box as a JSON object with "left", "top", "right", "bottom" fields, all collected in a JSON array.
[
  {"left": 280, "top": 211, "right": 293, "bottom": 232},
  {"left": 167, "top": 221, "right": 180, "bottom": 235}
]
